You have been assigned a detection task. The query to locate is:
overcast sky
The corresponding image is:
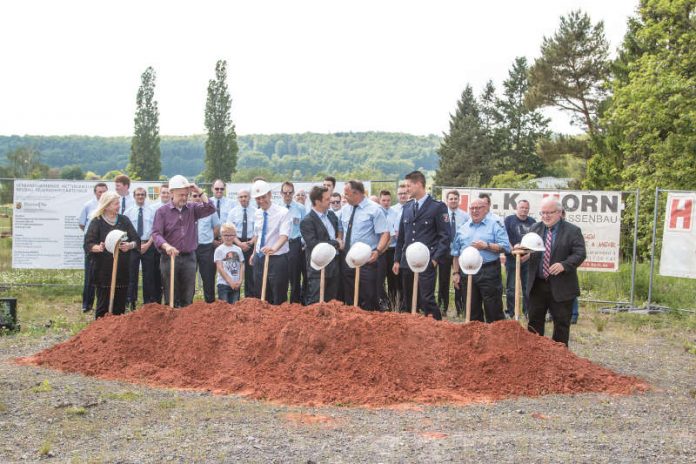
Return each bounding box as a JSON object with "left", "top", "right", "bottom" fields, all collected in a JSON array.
[{"left": 0, "top": 0, "right": 638, "bottom": 137}]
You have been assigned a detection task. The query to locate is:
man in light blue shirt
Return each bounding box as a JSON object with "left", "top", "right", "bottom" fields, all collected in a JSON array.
[
  {"left": 227, "top": 189, "right": 257, "bottom": 298},
  {"left": 194, "top": 191, "right": 221, "bottom": 303},
  {"left": 125, "top": 187, "right": 158, "bottom": 309},
  {"left": 79, "top": 182, "right": 108, "bottom": 312},
  {"left": 281, "top": 181, "right": 307, "bottom": 304},
  {"left": 341, "top": 180, "right": 390, "bottom": 310},
  {"left": 377, "top": 190, "right": 401, "bottom": 309},
  {"left": 212, "top": 179, "right": 235, "bottom": 223},
  {"left": 451, "top": 198, "right": 510, "bottom": 322}
]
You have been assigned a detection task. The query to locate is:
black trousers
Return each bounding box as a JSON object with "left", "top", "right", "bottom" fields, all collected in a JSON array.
[
  {"left": 439, "top": 259, "right": 464, "bottom": 316},
  {"left": 305, "top": 259, "right": 339, "bottom": 305},
  {"left": 336, "top": 250, "right": 346, "bottom": 303},
  {"left": 196, "top": 243, "right": 217, "bottom": 303},
  {"left": 152, "top": 249, "right": 162, "bottom": 304},
  {"left": 160, "top": 252, "right": 197, "bottom": 308},
  {"left": 342, "top": 260, "right": 379, "bottom": 311},
  {"left": 401, "top": 263, "right": 442, "bottom": 320},
  {"left": 459, "top": 260, "right": 505, "bottom": 323},
  {"left": 240, "top": 243, "right": 256, "bottom": 298},
  {"left": 253, "top": 253, "right": 289, "bottom": 305},
  {"left": 95, "top": 285, "right": 127, "bottom": 319},
  {"left": 127, "top": 246, "right": 159, "bottom": 306},
  {"left": 378, "top": 248, "right": 401, "bottom": 310},
  {"left": 82, "top": 252, "right": 95, "bottom": 310},
  {"left": 528, "top": 278, "right": 573, "bottom": 346},
  {"left": 288, "top": 239, "right": 303, "bottom": 303}
]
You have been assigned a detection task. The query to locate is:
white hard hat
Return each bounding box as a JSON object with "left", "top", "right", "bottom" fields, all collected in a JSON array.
[
  {"left": 105, "top": 229, "right": 128, "bottom": 254},
  {"left": 251, "top": 180, "right": 272, "bottom": 198},
  {"left": 345, "top": 242, "right": 372, "bottom": 268},
  {"left": 405, "top": 242, "right": 430, "bottom": 273},
  {"left": 520, "top": 232, "right": 545, "bottom": 252},
  {"left": 458, "top": 246, "right": 483, "bottom": 275},
  {"left": 168, "top": 175, "right": 190, "bottom": 190},
  {"left": 310, "top": 242, "right": 336, "bottom": 270}
]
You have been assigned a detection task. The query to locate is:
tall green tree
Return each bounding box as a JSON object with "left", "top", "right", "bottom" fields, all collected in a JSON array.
[
  {"left": 435, "top": 85, "right": 493, "bottom": 186},
  {"left": 527, "top": 10, "right": 610, "bottom": 137},
  {"left": 496, "top": 57, "right": 549, "bottom": 175},
  {"left": 128, "top": 66, "right": 161, "bottom": 180},
  {"left": 204, "top": 60, "right": 238, "bottom": 182},
  {"left": 585, "top": 0, "right": 696, "bottom": 256},
  {"left": 3, "top": 147, "right": 49, "bottom": 178}
]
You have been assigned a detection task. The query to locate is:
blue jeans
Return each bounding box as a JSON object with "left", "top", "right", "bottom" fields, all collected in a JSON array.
[{"left": 217, "top": 284, "right": 240, "bottom": 304}]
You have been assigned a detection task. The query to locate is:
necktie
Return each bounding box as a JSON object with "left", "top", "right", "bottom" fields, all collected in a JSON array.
[
  {"left": 121, "top": 197, "right": 126, "bottom": 214},
  {"left": 543, "top": 227, "right": 552, "bottom": 279},
  {"left": 414, "top": 201, "right": 419, "bottom": 215},
  {"left": 344, "top": 206, "right": 357, "bottom": 248},
  {"left": 286, "top": 203, "right": 291, "bottom": 209},
  {"left": 241, "top": 208, "right": 248, "bottom": 241},
  {"left": 137, "top": 207, "right": 143, "bottom": 237},
  {"left": 451, "top": 212, "right": 456, "bottom": 237},
  {"left": 260, "top": 211, "right": 268, "bottom": 249},
  {"left": 216, "top": 199, "right": 221, "bottom": 218}
]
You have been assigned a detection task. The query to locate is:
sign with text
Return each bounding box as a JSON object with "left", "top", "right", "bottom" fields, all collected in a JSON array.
[
  {"left": 12, "top": 180, "right": 160, "bottom": 269},
  {"left": 659, "top": 192, "right": 696, "bottom": 279},
  {"left": 441, "top": 188, "right": 623, "bottom": 272}
]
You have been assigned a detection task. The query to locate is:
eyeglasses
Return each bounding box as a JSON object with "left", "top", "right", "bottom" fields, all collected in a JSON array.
[
  {"left": 214, "top": 188, "right": 225, "bottom": 191},
  {"left": 282, "top": 191, "right": 294, "bottom": 195},
  {"left": 134, "top": 193, "right": 146, "bottom": 197},
  {"left": 540, "top": 210, "right": 559, "bottom": 216},
  {"left": 469, "top": 206, "right": 485, "bottom": 211}
]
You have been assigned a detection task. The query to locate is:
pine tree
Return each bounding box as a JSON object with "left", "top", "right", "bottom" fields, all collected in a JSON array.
[
  {"left": 435, "top": 85, "right": 493, "bottom": 186},
  {"left": 204, "top": 60, "right": 238, "bottom": 182},
  {"left": 128, "top": 67, "right": 161, "bottom": 180},
  {"left": 527, "top": 10, "right": 610, "bottom": 137}
]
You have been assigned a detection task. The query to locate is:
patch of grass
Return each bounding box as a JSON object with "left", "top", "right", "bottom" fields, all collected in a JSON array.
[
  {"left": 590, "top": 314, "right": 609, "bottom": 332},
  {"left": 0, "top": 401, "right": 7, "bottom": 412},
  {"left": 66, "top": 406, "right": 87, "bottom": 416},
  {"left": 157, "top": 399, "right": 179, "bottom": 410},
  {"left": 100, "top": 391, "right": 141, "bottom": 402},
  {"left": 31, "top": 379, "right": 52, "bottom": 393},
  {"left": 38, "top": 438, "right": 52, "bottom": 457},
  {"left": 683, "top": 341, "right": 696, "bottom": 356}
]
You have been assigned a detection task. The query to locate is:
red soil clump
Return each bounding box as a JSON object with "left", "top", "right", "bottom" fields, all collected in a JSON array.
[{"left": 17, "top": 300, "right": 648, "bottom": 407}]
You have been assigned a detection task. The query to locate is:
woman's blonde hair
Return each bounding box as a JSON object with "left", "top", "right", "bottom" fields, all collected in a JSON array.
[{"left": 90, "top": 191, "right": 121, "bottom": 219}]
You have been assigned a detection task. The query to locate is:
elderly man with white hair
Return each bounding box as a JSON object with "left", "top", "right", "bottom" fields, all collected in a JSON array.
[
  {"left": 227, "top": 188, "right": 257, "bottom": 297},
  {"left": 520, "top": 196, "right": 586, "bottom": 346}
]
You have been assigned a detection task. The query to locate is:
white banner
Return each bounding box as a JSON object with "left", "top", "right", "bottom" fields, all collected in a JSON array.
[
  {"left": 659, "top": 192, "right": 696, "bottom": 279},
  {"left": 12, "top": 180, "right": 162, "bottom": 269},
  {"left": 441, "top": 188, "right": 623, "bottom": 272}
]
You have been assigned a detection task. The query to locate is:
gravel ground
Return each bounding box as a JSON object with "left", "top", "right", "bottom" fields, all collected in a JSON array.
[{"left": 1, "top": 321, "right": 695, "bottom": 463}]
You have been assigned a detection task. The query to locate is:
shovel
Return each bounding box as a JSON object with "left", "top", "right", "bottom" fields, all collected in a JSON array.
[
  {"left": 108, "top": 240, "right": 121, "bottom": 315},
  {"left": 411, "top": 272, "right": 419, "bottom": 314},
  {"left": 353, "top": 265, "right": 360, "bottom": 307},
  {"left": 512, "top": 249, "right": 526, "bottom": 323},
  {"left": 169, "top": 254, "right": 175, "bottom": 308},
  {"left": 319, "top": 267, "right": 326, "bottom": 303},
  {"left": 465, "top": 274, "right": 473, "bottom": 323},
  {"left": 260, "top": 253, "right": 270, "bottom": 302}
]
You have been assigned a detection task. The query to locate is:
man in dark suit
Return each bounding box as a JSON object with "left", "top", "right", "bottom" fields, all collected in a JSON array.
[
  {"left": 524, "top": 197, "right": 586, "bottom": 346},
  {"left": 300, "top": 186, "right": 342, "bottom": 304},
  {"left": 393, "top": 171, "right": 451, "bottom": 320}
]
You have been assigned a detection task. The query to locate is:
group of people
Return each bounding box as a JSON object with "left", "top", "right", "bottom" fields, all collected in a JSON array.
[{"left": 80, "top": 170, "right": 586, "bottom": 346}]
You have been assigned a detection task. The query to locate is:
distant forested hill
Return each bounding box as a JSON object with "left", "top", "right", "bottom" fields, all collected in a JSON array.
[{"left": 0, "top": 133, "right": 441, "bottom": 180}]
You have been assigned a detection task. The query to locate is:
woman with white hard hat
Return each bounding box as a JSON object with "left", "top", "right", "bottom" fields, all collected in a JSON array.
[{"left": 84, "top": 191, "right": 140, "bottom": 318}]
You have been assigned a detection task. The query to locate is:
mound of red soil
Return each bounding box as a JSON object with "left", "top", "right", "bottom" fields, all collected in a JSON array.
[{"left": 18, "top": 300, "right": 648, "bottom": 406}]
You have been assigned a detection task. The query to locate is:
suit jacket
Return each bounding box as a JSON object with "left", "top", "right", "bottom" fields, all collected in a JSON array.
[
  {"left": 300, "top": 209, "right": 340, "bottom": 273},
  {"left": 526, "top": 219, "right": 586, "bottom": 302},
  {"left": 394, "top": 195, "right": 451, "bottom": 268}
]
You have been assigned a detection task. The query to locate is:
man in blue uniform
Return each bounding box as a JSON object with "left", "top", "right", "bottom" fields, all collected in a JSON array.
[{"left": 393, "top": 171, "right": 450, "bottom": 321}]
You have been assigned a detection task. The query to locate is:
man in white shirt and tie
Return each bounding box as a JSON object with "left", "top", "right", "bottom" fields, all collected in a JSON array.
[
  {"left": 439, "top": 190, "right": 470, "bottom": 317},
  {"left": 212, "top": 179, "right": 235, "bottom": 223},
  {"left": 114, "top": 174, "right": 134, "bottom": 215},
  {"left": 125, "top": 187, "right": 157, "bottom": 310},
  {"left": 250, "top": 180, "right": 292, "bottom": 305},
  {"left": 228, "top": 189, "right": 257, "bottom": 298}
]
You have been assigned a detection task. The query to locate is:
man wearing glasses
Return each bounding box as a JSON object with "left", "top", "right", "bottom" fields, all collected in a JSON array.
[
  {"left": 281, "top": 181, "right": 307, "bottom": 304},
  {"left": 451, "top": 198, "right": 511, "bottom": 322},
  {"left": 521, "top": 197, "right": 586, "bottom": 346},
  {"left": 227, "top": 189, "right": 257, "bottom": 298},
  {"left": 212, "top": 179, "right": 234, "bottom": 223},
  {"left": 124, "top": 187, "right": 157, "bottom": 309}
]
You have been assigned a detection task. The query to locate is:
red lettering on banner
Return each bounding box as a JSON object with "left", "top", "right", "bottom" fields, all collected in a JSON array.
[
  {"left": 459, "top": 194, "right": 469, "bottom": 212},
  {"left": 669, "top": 198, "right": 692, "bottom": 231},
  {"left": 542, "top": 193, "right": 561, "bottom": 200}
]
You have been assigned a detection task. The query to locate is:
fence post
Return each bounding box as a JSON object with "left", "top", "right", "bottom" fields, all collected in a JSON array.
[
  {"left": 647, "top": 187, "right": 660, "bottom": 308},
  {"left": 629, "top": 188, "right": 639, "bottom": 308}
]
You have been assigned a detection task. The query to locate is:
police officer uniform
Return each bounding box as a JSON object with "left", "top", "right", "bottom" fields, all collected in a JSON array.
[{"left": 394, "top": 194, "right": 450, "bottom": 320}]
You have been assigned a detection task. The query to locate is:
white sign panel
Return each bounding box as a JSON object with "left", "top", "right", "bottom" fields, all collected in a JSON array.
[
  {"left": 441, "top": 188, "right": 623, "bottom": 272},
  {"left": 13, "top": 180, "right": 162, "bottom": 269},
  {"left": 659, "top": 192, "right": 696, "bottom": 279}
]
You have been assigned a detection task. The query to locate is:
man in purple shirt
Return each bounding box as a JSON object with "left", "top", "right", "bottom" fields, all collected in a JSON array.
[{"left": 151, "top": 175, "right": 216, "bottom": 307}]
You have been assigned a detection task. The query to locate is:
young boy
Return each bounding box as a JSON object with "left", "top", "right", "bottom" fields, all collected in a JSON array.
[{"left": 214, "top": 223, "right": 245, "bottom": 303}]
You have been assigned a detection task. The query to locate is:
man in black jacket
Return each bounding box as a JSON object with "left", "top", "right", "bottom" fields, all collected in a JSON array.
[
  {"left": 393, "top": 171, "right": 451, "bottom": 320},
  {"left": 524, "top": 197, "right": 586, "bottom": 346},
  {"left": 300, "top": 186, "right": 342, "bottom": 304}
]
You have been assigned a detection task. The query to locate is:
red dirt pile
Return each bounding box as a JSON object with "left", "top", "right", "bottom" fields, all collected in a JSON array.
[{"left": 18, "top": 300, "right": 648, "bottom": 406}]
